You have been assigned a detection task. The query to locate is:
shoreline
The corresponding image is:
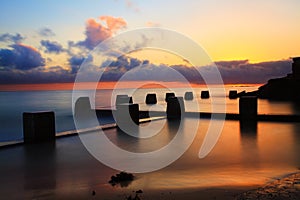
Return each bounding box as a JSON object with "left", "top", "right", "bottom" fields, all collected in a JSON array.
[{"left": 107, "top": 172, "right": 300, "bottom": 200}]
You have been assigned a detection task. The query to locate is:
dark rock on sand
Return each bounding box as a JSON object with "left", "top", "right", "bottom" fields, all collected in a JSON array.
[
  {"left": 235, "top": 172, "right": 300, "bottom": 200},
  {"left": 242, "top": 57, "right": 300, "bottom": 101},
  {"left": 109, "top": 172, "right": 134, "bottom": 187}
]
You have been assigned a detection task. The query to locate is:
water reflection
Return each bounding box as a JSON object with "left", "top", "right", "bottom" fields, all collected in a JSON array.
[
  {"left": 239, "top": 120, "right": 259, "bottom": 169},
  {"left": 23, "top": 141, "right": 57, "bottom": 191},
  {"left": 106, "top": 118, "right": 179, "bottom": 153},
  {"left": 239, "top": 120, "right": 258, "bottom": 135},
  {"left": 291, "top": 121, "right": 300, "bottom": 169}
]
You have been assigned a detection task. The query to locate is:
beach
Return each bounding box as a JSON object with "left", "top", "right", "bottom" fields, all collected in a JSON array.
[{"left": 1, "top": 116, "right": 300, "bottom": 199}]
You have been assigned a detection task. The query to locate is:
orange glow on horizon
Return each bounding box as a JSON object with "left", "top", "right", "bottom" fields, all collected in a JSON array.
[{"left": 0, "top": 82, "right": 263, "bottom": 92}]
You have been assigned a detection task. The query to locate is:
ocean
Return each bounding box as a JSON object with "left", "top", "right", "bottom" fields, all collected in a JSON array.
[
  {"left": 1, "top": 84, "right": 300, "bottom": 194},
  {"left": 1, "top": 84, "right": 300, "bottom": 142}
]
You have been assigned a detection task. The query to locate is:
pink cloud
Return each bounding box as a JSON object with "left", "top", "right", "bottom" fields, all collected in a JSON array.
[{"left": 78, "top": 16, "right": 127, "bottom": 50}]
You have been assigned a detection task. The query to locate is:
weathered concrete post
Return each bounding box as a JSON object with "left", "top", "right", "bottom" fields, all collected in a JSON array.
[
  {"left": 145, "top": 93, "right": 157, "bottom": 104},
  {"left": 229, "top": 90, "right": 238, "bottom": 99},
  {"left": 165, "top": 92, "right": 175, "bottom": 102},
  {"left": 184, "top": 92, "right": 193, "bottom": 100},
  {"left": 74, "top": 97, "right": 92, "bottom": 118},
  {"left": 239, "top": 96, "right": 257, "bottom": 120},
  {"left": 116, "top": 95, "right": 133, "bottom": 105},
  {"left": 23, "top": 111, "right": 56, "bottom": 143},
  {"left": 167, "top": 97, "right": 185, "bottom": 119},
  {"left": 116, "top": 103, "right": 139, "bottom": 129},
  {"left": 201, "top": 91, "right": 210, "bottom": 99}
]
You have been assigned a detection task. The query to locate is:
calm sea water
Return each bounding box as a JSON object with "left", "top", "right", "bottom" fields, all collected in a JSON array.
[
  {"left": 1, "top": 85, "right": 300, "bottom": 142},
  {"left": 1, "top": 85, "right": 300, "bottom": 195}
]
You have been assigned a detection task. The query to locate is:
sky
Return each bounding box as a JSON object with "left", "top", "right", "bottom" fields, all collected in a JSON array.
[{"left": 0, "top": 0, "right": 300, "bottom": 85}]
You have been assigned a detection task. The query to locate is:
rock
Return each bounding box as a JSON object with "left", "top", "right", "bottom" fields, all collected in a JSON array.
[
  {"left": 165, "top": 92, "right": 175, "bottom": 102},
  {"left": 145, "top": 93, "right": 157, "bottom": 104},
  {"left": 108, "top": 172, "right": 134, "bottom": 187},
  {"left": 256, "top": 57, "right": 300, "bottom": 100},
  {"left": 229, "top": 90, "right": 238, "bottom": 99},
  {"left": 184, "top": 92, "right": 193, "bottom": 100},
  {"left": 201, "top": 91, "right": 210, "bottom": 99},
  {"left": 136, "top": 189, "right": 143, "bottom": 194}
]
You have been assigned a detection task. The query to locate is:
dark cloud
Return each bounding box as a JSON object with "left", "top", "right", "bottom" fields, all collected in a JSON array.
[
  {"left": 40, "top": 40, "right": 64, "bottom": 54},
  {"left": 0, "top": 33, "right": 25, "bottom": 43},
  {"left": 0, "top": 44, "right": 293, "bottom": 85},
  {"left": 109, "top": 56, "right": 142, "bottom": 70},
  {"left": 0, "top": 44, "right": 45, "bottom": 70},
  {"left": 77, "top": 16, "right": 127, "bottom": 50},
  {"left": 99, "top": 58, "right": 292, "bottom": 84},
  {"left": 0, "top": 66, "right": 74, "bottom": 84},
  {"left": 38, "top": 27, "right": 55, "bottom": 37},
  {"left": 69, "top": 55, "right": 85, "bottom": 74},
  {"left": 214, "top": 60, "right": 291, "bottom": 83}
]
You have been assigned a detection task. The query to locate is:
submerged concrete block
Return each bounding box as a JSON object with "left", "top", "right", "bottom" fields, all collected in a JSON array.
[
  {"left": 165, "top": 92, "right": 175, "bottom": 102},
  {"left": 116, "top": 95, "right": 133, "bottom": 105},
  {"left": 184, "top": 92, "right": 194, "bottom": 100},
  {"left": 116, "top": 103, "right": 139, "bottom": 128},
  {"left": 167, "top": 97, "right": 185, "bottom": 119},
  {"left": 239, "top": 96, "right": 257, "bottom": 120},
  {"left": 145, "top": 93, "right": 157, "bottom": 104},
  {"left": 23, "top": 111, "right": 56, "bottom": 143},
  {"left": 74, "top": 97, "right": 92, "bottom": 117},
  {"left": 229, "top": 90, "right": 238, "bottom": 99},
  {"left": 201, "top": 91, "right": 210, "bottom": 99}
]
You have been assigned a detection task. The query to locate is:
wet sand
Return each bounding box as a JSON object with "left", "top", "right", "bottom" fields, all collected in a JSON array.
[
  {"left": 97, "top": 172, "right": 300, "bottom": 200},
  {"left": 64, "top": 172, "right": 300, "bottom": 200},
  {"left": 1, "top": 118, "right": 300, "bottom": 199}
]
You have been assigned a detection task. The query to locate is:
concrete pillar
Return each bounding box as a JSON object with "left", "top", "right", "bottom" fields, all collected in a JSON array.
[
  {"left": 165, "top": 92, "right": 175, "bottom": 102},
  {"left": 145, "top": 93, "right": 157, "bottom": 104},
  {"left": 184, "top": 92, "right": 193, "bottom": 100},
  {"left": 229, "top": 90, "right": 238, "bottom": 99},
  {"left": 167, "top": 97, "right": 185, "bottom": 119},
  {"left": 116, "top": 95, "right": 133, "bottom": 105},
  {"left": 116, "top": 103, "right": 139, "bottom": 128},
  {"left": 74, "top": 97, "right": 92, "bottom": 118},
  {"left": 23, "top": 111, "right": 56, "bottom": 143},
  {"left": 239, "top": 96, "right": 257, "bottom": 120},
  {"left": 201, "top": 91, "right": 210, "bottom": 99}
]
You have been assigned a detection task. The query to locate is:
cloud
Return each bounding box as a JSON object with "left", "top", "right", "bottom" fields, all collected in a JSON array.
[
  {"left": 38, "top": 27, "right": 55, "bottom": 37},
  {"left": 214, "top": 59, "right": 292, "bottom": 83},
  {"left": 124, "top": 0, "right": 140, "bottom": 12},
  {"left": 40, "top": 40, "right": 64, "bottom": 54},
  {"left": 0, "top": 44, "right": 45, "bottom": 70},
  {"left": 69, "top": 55, "right": 85, "bottom": 74},
  {"left": 0, "top": 33, "right": 25, "bottom": 43},
  {"left": 146, "top": 21, "right": 161, "bottom": 27},
  {"left": 77, "top": 16, "right": 127, "bottom": 50},
  {"left": 0, "top": 66, "right": 74, "bottom": 84},
  {"left": 98, "top": 58, "right": 292, "bottom": 84},
  {"left": 0, "top": 54, "right": 293, "bottom": 84},
  {"left": 100, "top": 16, "right": 127, "bottom": 32}
]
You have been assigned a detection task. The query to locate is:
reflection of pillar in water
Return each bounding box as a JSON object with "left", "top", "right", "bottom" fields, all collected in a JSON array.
[
  {"left": 239, "top": 120, "right": 257, "bottom": 134},
  {"left": 24, "top": 142, "right": 56, "bottom": 191}
]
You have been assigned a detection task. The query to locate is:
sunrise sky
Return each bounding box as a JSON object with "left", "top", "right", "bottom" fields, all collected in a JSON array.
[{"left": 0, "top": 0, "right": 300, "bottom": 86}]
